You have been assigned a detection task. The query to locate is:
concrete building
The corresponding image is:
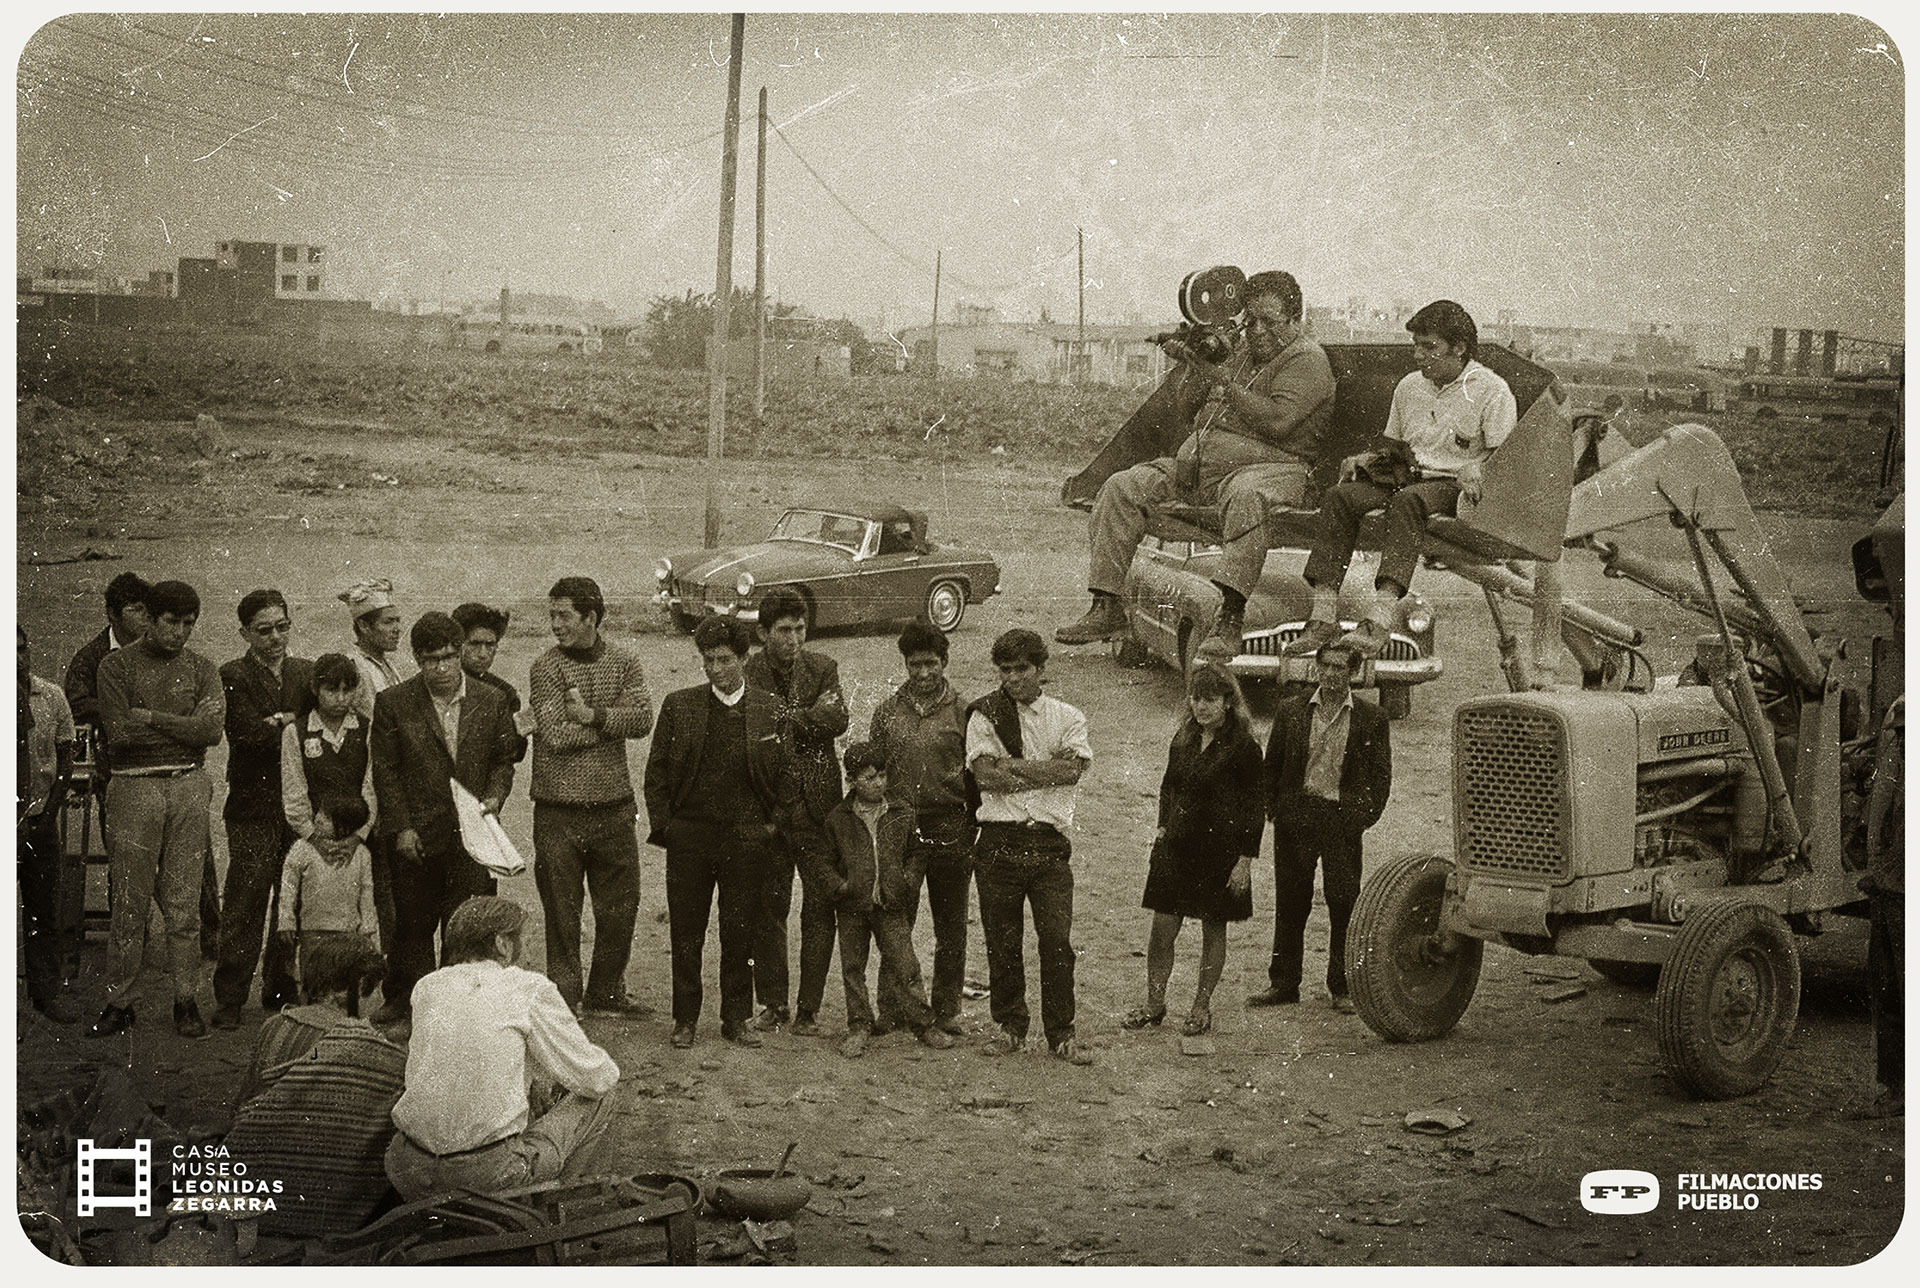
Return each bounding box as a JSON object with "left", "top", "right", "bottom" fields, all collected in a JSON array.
[{"left": 896, "top": 319, "right": 1169, "bottom": 385}]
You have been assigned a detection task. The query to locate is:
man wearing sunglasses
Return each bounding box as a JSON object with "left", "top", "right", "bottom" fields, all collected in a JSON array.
[
  {"left": 1056, "top": 269, "right": 1336, "bottom": 660},
  {"left": 212, "top": 589, "right": 315, "bottom": 1030}
]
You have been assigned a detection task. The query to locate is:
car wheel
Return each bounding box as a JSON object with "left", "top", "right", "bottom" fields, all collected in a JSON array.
[
  {"left": 1377, "top": 681, "right": 1412, "bottom": 721},
  {"left": 1655, "top": 901, "right": 1800, "bottom": 1099},
  {"left": 924, "top": 579, "right": 967, "bottom": 632}
]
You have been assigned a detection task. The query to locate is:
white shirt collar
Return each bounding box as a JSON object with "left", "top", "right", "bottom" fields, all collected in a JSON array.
[{"left": 711, "top": 683, "right": 746, "bottom": 707}]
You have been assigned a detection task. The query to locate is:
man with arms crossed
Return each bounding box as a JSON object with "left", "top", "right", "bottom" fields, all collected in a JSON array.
[
  {"left": 212, "top": 588, "right": 314, "bottom": 1029},
  {"left": 1057, "top": 270, "right": 1336, "bottom": 658},
  {"left": 968, "top": 629, "right": 1095, "bottom": 1065},
  {"left": 744, "top": 586, "right": 849, "bottom": 1036},
  {"left": 529, "top": 576, "right": 655, "bottom": 1016},
  {"left": 89, "top": 579, "right": 226, "bottom": 1039}
]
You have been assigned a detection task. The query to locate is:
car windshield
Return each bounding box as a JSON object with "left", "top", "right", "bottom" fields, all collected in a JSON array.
[{"left": 769, "top": 509, "right": 874, "bottom": 554}]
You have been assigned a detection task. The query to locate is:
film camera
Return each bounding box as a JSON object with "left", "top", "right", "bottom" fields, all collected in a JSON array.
[{"left": 1150, "top": 265, "right": 1247, "bottom": 364}]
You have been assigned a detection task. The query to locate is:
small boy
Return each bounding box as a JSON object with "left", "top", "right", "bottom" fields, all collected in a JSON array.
[
  {"left": 277, "top": 794, "right": 379, "bottom": 997},
  {"left": 818, "top": 742, "right": 955, "bottom": 1058}
]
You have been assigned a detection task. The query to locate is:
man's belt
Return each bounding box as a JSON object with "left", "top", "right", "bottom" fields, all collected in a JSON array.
[
  {"left": 113, "top": 764, "right": 201, "bottom": 780},
  {"left": 400, "top": 1130, "right": 514, "bottom": 1160}
]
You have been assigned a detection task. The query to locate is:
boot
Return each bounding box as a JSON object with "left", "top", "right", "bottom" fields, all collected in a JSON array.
[
  {"left": 1340, "top": 586, "right": 1397, "bottom": 658},
  {"left": 1193, "top": 595, "right": 1245, "bottom": 663},
  {"left": 1282, "top": 585, "right": 1343, "bottom": 657},
  {"left": 1055, "top": 593, "right": 1129, "bottom": 645}
]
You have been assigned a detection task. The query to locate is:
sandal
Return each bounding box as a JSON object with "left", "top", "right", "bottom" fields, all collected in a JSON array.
[
  {"left": 1182, "top": 1005, "right": 1212, "bottom": 1037},
  {"left": 1121, "top": 1005, "right": 1167, "bottom": 1030}
]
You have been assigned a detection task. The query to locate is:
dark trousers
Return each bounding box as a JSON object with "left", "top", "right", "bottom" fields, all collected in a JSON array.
[
  {"left": 201, "top": 846, "right": 221, "bottom": 957},
  {"left": 665, "top": 824, "right": 768, "bottom": 1028},
  {"left": 213, "top": 816, "right": 298, "bottom": 1011},
  {"left": 1303, "top": 477, "right": 1462, "bottom": 595},
  {"left": 881, "top": 833, "right": 974, "bottom": 1025},
  {"left": 838, "top": 903, "right": 935, "bottom": 1033},
  {"left": 974, "top": 824, "right": 1076, "bottom": 1047},
  {"left": 368, "top": 834, "right": 397, "bottom": 954},
  {"left": 388, "top": 842, "right": 496, "bottom": 1009},
  {"left": 755, "top": 839, "right": 837, "bottom": 1020},
  {"left": 1869, "top": 892, "right": 1904, "bottom": 1093},
  {"left": 20, "top": 812, "right": 67, "bottom": 1004},
  {"left": 533, "top": 802, "right": 642, "bottom": 1009},
  {"left": 1269, "top": 799, "right": 1366, "bottom": 997}
]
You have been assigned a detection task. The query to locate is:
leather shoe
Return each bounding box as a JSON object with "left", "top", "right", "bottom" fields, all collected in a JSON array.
[
  {"left": 721, "top": 1022, "right": 764, "bottom": 1048},
  {"left": 583, "top": 995, "right": 654, "bottom": 1019},
  {"left": 670, "top": 1025, "right": 696, "bottom": 1049},
  {"left": 789, "top": 1015, "right": 827, "bottom": 1038},
  {"left": 1282, "top": 619, "right": 1342, "bottom": 658},
  {"left": 174, "top": 1000, "right": 209, "bottom": 1039},
  {"left": 1055, "top": 596, "right": 1129, "bottom": 645},
  {"left": 1246, "top": 986, "right": 1300, "bottom": 1007},
  {"left": 747, "top": 1006, "right": 788, "bottom": 1033},
  {"left": 840, "top": 1029, "right": 870, "bottom": 1059},
  {"left": 917, "top": 1026, "right": 956, "bottom": 1051},
  {"left": 935, "top": 1015, "right": 966, "bottom": 1036},
  {"left": 88, "top": 1004, "right": 136, "bottom": 1038}
]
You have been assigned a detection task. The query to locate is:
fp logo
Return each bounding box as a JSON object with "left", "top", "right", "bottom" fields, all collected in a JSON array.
[{"left": 1581, "top": 1169, "right": 1660, "bottom": 1214}]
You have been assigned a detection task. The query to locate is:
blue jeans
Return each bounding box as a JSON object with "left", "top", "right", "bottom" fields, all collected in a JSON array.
[{"left": 974, "top": 824, "right": 1076, "bottom": 1047}]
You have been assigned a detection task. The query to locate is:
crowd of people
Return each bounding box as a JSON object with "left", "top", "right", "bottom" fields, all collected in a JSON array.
[{"left": 17, "top": 284, "right": 1517, "bottom": 1218}]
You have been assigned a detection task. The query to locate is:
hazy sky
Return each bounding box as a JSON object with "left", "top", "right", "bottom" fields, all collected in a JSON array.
[{"left": 11, "top": 9, "right": 1907, "bottom": 339}]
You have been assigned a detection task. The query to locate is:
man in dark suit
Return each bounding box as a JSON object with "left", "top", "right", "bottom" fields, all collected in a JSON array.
[
  {"left": 1252, "top": 641, "right": 1391, "bottom": 1012},
  {"left": 371, "top": 612, "right": 519, "bottom": 1023},
  {"left": 644, "top": 616, "right": 810, "bottom": 1050},
  {"left": 742, "top": 586, "right": 848, "bottom": 1036},
  {"left": 212, "top": 589, "right": 314, "bottom": 1029}
]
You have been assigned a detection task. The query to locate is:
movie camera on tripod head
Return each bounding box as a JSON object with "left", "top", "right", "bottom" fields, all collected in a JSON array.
[{"left": 1149, "top": 265, "right": 1247, "bottom": 364}]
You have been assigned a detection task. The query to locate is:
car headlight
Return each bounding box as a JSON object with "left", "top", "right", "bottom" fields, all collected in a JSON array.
[
  {"left": 654, "top": 557, "right": 672, "bottom": 583},
  {"left": 1402, "top": 600, "right": 1433, "bottom": 636},
  {"left": 735, "top": 571, "right": 756, "bottom": 598}
]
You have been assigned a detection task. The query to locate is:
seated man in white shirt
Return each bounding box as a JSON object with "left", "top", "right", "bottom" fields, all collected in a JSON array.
[
  {"left": 1285, "top": 300, "right": 1518, "bottom": 658},
  {"left": 384, "top": 895, "right": 621, "bottom": 1199}
]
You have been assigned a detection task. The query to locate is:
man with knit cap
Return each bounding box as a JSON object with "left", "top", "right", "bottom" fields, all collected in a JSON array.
[
  {"left": 1284, "top": 300, "right": 1516, "bottom": 658},
  {"left": 385, "top": 895, "right": 620, "bottom": 1199},
  {"left": 529, "top": 576, "right": 655, "bottom": 1016}
]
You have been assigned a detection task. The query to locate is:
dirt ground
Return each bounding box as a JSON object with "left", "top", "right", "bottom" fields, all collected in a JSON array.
[{"left": 13, "top": 401, "right": 1906, "bottom": 1268}]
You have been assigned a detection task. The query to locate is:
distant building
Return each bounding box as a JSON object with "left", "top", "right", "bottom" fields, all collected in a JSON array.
[{"left": 895, "top": 319, "right": 1168, "bottom": 385}]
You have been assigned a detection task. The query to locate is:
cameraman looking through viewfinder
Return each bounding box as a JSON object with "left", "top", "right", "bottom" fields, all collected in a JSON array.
[{"left": 1055, "top": 270, "right": 1336, "bottom": 661}]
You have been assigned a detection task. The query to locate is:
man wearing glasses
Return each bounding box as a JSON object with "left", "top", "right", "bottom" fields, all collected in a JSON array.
[
  {"left": 1055, "top": 269, "right": 1336, "bottom": 659},
  {"left": 370, "top": 612, "right": 520, "bottom": 1024},
  {"left": 211, "top": 589, "right": 314, "bottom": 1029}
]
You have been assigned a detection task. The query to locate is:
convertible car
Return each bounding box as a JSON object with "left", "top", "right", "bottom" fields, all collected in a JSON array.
[
  {"left": 1118, "top": 537, "right": 1440, "bottom": 718},
  {"left": 654, "top": 504, "right": 1001, "bottom": 633}
]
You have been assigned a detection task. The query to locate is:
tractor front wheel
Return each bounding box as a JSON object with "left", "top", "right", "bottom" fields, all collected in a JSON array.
[
  {"left": 1346, "top": 853, "right": 1482, "bottom": 1042},
  {"left": 1655, "top": 901, "right": 1800, "bottom": 1099}
]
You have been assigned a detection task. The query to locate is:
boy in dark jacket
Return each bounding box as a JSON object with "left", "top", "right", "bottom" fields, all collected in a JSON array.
[{"left": 819, "top": 742, "right": 956, "bottom": 1058}]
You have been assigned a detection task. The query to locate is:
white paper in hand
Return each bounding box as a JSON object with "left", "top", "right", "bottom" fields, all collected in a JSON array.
[{"left": 451, "top": 778, "right": 526, "bottom": 878}]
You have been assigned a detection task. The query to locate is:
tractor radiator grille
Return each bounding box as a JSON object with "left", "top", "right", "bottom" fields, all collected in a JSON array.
[
  {"left": 1457, "top": 705, "right": 1569, "bottom": 880},
  {"left": 1247, "top": 628, "right": 1419, "bottom": 662}
]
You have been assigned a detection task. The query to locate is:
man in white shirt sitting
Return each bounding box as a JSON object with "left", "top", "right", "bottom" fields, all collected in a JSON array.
[
  {"left": 1285, "top": 299, "right": 1518, "bottom": 658},
  {"left": 384, "top": 895, "right": 621, "bottom": 1199}
]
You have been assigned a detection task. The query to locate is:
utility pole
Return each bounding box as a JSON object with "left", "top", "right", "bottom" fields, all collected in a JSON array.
[
  {"left": 928, "top": 249, "right": 941, "bottom": 384},
  {"left": 705, "top": 12, "right": 746, "bottom": 549},
  {"left": 752, "top": 86, "right": 768, "bottom": 423},
  {"left": 1076, "top": 226, "right": 1085, "bottom": 383}
]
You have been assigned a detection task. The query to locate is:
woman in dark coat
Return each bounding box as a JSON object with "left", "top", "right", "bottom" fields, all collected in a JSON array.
[{"left": 1126, "top": 662, "right": 1261, "bottom": 1036}]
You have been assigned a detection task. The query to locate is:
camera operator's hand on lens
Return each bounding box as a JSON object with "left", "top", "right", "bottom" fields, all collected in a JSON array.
[{"left": 1161, "top": 339, "right": 1194, "bottom": 365}]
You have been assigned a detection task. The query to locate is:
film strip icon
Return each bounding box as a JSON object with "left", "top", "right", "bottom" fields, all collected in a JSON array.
[{"left": 76, "top": 1138, "right": 151, "bottom": 1216}]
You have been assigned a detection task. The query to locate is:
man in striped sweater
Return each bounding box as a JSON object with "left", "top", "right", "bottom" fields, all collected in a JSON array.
[{"left": 529, "top": 576, "right": 655, "bottom": 1016}]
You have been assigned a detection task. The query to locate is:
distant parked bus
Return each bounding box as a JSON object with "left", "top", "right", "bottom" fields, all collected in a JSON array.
[
  {"left": 1728, "top": 372, "right": 1900, "bottom": 427},
  {"left": 455, "top": 313, "right": 604, "bottom": 355}
]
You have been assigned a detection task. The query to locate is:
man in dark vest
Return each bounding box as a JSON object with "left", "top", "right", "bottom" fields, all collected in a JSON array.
[{"left": 212, "top": 588, "right": 314, "bottom": 1029}]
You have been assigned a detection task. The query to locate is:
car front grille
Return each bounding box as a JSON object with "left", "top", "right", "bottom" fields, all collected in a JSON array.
[
  {"left": 1246, "top": 627, "right": 1419, "bottom": 662},
  {"left": 1456, "top": 703, "right": 1569, "bottom": 881}
]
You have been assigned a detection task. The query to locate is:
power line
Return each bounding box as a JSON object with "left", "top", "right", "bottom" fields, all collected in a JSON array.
[{"left": 771, "top": 125, "right": 1076, "bottom": 297}]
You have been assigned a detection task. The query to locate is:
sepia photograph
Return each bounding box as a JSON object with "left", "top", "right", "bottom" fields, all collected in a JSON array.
[{"left": 11, "top": 7, "right": 1908, "bottom": 1270}]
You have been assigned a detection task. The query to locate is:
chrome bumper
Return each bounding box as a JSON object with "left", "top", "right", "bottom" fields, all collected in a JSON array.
[{"left": 1224, "top": 651, "right": 1444, "bottom": 685}]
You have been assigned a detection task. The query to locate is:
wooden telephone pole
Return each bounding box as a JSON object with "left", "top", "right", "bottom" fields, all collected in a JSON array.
[
  {"left": 752, "top": 86, "right": 768, "bottom": 423},
  {"left": 928, "top": 249, "right": 941, "bottom": 384},
  {"left": 705, "top": 13, "right": 746, "bottom": 549}
]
